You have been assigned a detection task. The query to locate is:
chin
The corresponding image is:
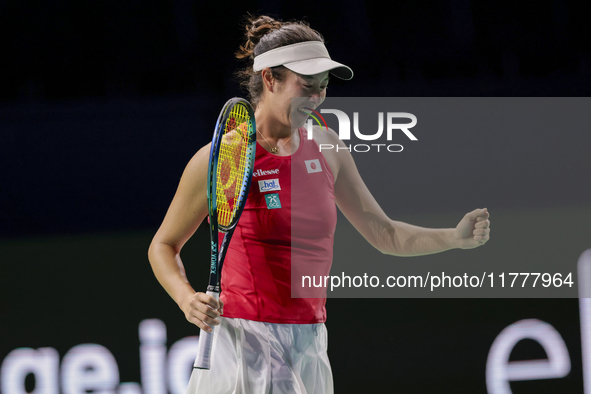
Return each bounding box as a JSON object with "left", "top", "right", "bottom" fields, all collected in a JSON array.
[
  {"left": 292, "top": 107, "right": 313, "bottom": 127},
  {"left": 290, "top": 114, "right": 308, "bottom": 130}
]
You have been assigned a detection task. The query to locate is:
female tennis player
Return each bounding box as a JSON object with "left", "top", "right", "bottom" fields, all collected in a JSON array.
[{"left": 148, "top": 14, "right": 490, "bottom": 394}]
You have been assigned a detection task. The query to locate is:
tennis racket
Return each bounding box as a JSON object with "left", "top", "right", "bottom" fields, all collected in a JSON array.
[{"left": 194, "top": 97, "right": 256, "bottom": 370}]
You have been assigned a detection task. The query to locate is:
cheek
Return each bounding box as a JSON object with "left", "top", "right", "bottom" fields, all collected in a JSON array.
[
  {"left": 292, "top": 86, "right": 306, "bottom": 98},
  {"left": 285, "top": 88, "right": 306, "bottom": 110}
]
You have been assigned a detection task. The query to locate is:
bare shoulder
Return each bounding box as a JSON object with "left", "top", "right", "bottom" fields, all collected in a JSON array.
[
  {"left": 310, "top": 124, "right": 341, "bottom": 146},
  {"left": 173, "top": 141, "right": 213, "bottom": 207},
  {"left": 309, "top": 125, "right": 352, "bottom": 183},
  {"left": 183, "top": 142, "right": 211, "bottom": 180}
]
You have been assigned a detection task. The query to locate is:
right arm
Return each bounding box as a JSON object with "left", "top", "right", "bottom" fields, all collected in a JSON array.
[{"left": 147, "top": 143, "right": 222, "bottom": 332}]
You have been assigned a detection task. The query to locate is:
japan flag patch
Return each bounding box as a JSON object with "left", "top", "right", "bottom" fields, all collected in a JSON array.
[{"left": 305, "top": 159, "right": 322, "bottom": 174}]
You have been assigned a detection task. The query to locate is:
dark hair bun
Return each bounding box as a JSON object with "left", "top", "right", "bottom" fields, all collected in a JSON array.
[{"left": 236, "top": 15, "right": 283, "bottom": 60}]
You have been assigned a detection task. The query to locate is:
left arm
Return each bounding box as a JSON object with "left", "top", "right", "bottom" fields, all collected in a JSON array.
[{"left": 328, "top": 132, "right": 490, "bottom": 256}]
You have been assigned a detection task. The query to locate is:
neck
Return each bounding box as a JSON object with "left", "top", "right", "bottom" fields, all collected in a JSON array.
[
  {"left": 254, "top": 108, "right": 301, "bottom": 155},
  {"left": 254, "top": 103, "right": 294, "bottom": 140}
]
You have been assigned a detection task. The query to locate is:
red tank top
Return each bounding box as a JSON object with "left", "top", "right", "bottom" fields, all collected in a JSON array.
[{"left": 220, "top": 127, "right": 337, "bottom": 324}]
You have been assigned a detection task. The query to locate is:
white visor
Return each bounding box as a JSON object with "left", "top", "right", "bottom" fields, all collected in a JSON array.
[{"left": 253, "top": 41, "right": 353, "bottom": 80}]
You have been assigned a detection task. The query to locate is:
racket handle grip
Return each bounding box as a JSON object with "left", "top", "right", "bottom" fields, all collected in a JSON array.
[{"left": 193, "top": 290, "right": 220, "bottom": 370}]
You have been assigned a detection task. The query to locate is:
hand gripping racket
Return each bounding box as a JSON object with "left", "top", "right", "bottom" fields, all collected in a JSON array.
[{"left": 194, "top": 97, "right": 256, "bottom": 370}]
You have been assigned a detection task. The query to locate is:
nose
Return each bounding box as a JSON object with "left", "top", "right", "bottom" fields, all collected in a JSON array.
[{"left": 309, "top": 94, "right": 323, "bottom": 107}]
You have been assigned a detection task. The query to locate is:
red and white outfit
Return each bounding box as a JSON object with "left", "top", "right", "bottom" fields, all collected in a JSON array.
[{"left": 187, "top": 128, "right": 337, "bottom": 394}]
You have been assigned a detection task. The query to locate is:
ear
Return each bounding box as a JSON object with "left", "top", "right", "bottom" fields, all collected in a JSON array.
[{"left": 261, "top": 68, "right": 274, "bottom": 93}]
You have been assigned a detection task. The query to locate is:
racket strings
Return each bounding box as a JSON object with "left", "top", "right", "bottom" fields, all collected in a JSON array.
[{"left": 216, "top": 104, "right": 252, "bottom": 227}]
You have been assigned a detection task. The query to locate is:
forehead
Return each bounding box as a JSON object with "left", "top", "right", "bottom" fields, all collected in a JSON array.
[{"left": 297, "top": 71, "right": 330, "bottom": 82}]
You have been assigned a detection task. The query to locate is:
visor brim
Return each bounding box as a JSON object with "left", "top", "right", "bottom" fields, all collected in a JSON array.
[{"left": 283, "top": 58, "right": 354, "bottom": 80}]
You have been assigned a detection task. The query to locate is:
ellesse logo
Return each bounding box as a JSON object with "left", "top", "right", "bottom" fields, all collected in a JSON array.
[{"left": 253, "top": 168, "right": 279, "bottom": 177}]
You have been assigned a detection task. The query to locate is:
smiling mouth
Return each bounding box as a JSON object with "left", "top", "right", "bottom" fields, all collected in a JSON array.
[{"left": 297, "top": 107, "right": 314, "bottom": 115}]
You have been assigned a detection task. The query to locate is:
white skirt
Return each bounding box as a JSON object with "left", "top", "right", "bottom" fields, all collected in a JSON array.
[{"left": 186, "top": 317, "right": 333, "bottom": 394}]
